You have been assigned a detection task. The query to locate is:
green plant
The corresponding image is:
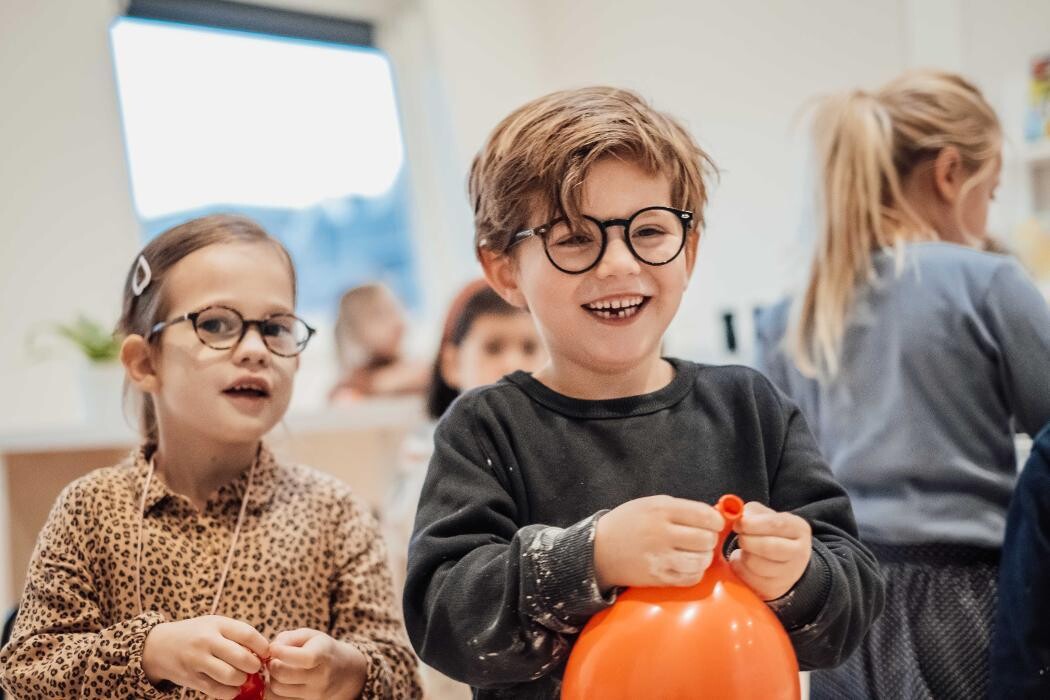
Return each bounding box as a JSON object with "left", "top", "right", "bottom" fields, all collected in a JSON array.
[{"left": 54, "top": 315, "right": 121, "bottom": 363}]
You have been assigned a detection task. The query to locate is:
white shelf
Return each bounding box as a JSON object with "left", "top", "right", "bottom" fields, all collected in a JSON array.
[
  {"left": 0, "top": 396, "right": 424, "bottom": 454},
  {"left": 1022, "top": 140, "right": 1050, "bottom": 165}
]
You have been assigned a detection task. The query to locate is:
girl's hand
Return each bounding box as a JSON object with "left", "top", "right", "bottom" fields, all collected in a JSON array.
[
  {"left": 729, "top": 501, "right": 813, "bottom": 601},
  {"left": 266, "top": 628, "right": 368, "bottom": 700},
  {"left": 594, "top": 495, "right": 725, "bottom": 590},
  {"left": 142, "top": 615, "right": 269, "bottom": 699}
]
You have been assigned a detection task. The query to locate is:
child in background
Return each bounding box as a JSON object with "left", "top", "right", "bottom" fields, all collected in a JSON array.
[
  {"left": 755, "top": 70, "right": 1050, "bottom": 698},
  {"left": 0, "top": 215, "right": 420, "bottom": 699},
  {"left": 385, "top": 279, "right": 544, "bottom": 699},
  {"left": 329, "top": 282, "right": 428, "bottom": 401},
  {"left": 404, "top": 87, "right": 884, "bottom": 699},
  {"left": 386, "top": 279, "right": 545, "bottom": 589}
]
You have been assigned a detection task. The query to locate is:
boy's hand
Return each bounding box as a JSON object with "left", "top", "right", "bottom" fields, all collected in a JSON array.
[
  {"left": 594, "top": 495, "right": 724, "bottom": 590},
  {"left": 728, "top": 501, "right": 812, "bottom": 601},
  {"left": 267, "top": 628, "right": 368, "bottom": 700},
  {"left": 141, "top": 615, "right": 268, "bottom": 699}
]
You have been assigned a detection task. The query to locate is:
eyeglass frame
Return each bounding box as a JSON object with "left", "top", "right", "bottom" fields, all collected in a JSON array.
[
  {"left": 506, "top": 205, "right": 694, "bottom": 274},
  {"left": 148, "top": 305, "right": 317, "bottom": 358}
]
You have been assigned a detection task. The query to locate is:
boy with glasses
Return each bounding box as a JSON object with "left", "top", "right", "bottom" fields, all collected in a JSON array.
[{"left": 403, "top": 87, "right": 884, "bottom": 698}]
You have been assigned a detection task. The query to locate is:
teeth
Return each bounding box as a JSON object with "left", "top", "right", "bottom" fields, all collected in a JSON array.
[
  {"left": 589, "top": 305, "right": 642, "bottom": 320},
  {"left": 586, "top": 296, "right": 644, "bottom": 311}
]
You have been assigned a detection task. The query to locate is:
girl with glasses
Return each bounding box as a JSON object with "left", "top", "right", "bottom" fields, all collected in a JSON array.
[{"left": 0, "top": 215, "right": 420, "bottom": 699}]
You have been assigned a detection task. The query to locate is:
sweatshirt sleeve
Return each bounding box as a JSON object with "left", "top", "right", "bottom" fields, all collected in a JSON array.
[
  {"left": 982, "top": 259, "right": 1050, "bottom": 436},
  {"left": 402, "top": 399, "right": 614, "bottom": 689},
  {"left": 0, "top": 484, "right": 175, "bottom": 699},
  {"left": 757, "top": 379, "right": 886, "bottom": 670}
]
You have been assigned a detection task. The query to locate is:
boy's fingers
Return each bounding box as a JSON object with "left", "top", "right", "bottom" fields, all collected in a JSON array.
[
  {"left": 732, "top": 550, "right": 787, "bottom": 579},
  {"left": 670, "top": 524, "right": 719, "bottom": 553},
  {"left": 735, "top": 534, "right": 800, "bottom": 562},
  {"left": 668, "top": 551, "right": 712, "bottom": 576},
  {"left": 743, "top": 501, "right": 774, "bottom": 516},
  {"left": 733, "top": 511, "right": 809, "bottom": 538},
  {"left": 667, "top": 499, "right": 724, "bottom": 531}
]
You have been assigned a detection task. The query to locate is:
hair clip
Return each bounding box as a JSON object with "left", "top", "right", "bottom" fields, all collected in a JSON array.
[{"left": 132, "top": 255, "right": 152, "bottom": 297}]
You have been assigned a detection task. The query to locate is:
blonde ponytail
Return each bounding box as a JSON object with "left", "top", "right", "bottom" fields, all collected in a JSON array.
[{"left": 788, "top": 70, "right": 1001, "bottom": 379}]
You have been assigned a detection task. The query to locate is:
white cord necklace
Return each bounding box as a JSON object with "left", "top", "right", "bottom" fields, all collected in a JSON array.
[{"left": 136, "top": 449, "right": 258, "bottom": 699}]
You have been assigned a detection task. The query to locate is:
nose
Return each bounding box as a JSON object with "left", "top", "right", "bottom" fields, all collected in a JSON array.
[
  {"left": 595, "top": 231, "right": 641, "bottom": 279},
  {"left": 232, "top": 324, "right": 271, "bottom": 368}
]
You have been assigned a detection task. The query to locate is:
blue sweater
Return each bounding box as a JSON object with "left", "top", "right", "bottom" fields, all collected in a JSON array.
[
  {"left": 990, "top": 422, "right": 1050, "bottom": 698},
  {"left": 756, "top": 243, "right": 1050, "bottom": 547}
]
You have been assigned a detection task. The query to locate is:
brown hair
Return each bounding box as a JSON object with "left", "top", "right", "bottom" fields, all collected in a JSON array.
[
  {"left": 116, "top": 214, "right": 296, "bottom": 442},
  {"left": 425, "top": 279, "right": 522, "bottom": 419},
  {"left": 468, "top": 86, "right": 717, "bottom": 255},
  {"left": 788, "top": 70, "right": 1001, "bottom": 378}
]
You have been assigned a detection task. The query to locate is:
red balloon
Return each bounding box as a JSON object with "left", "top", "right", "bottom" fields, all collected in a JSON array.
[
  {"left": 234, "top": 655, "right": 269, "bottom": 700},
  {"left": 234, "top": 671, "right": 265, "bottom": 700},
  {"left": 562, "top": 494, "right": 800, "bottom": 700}
]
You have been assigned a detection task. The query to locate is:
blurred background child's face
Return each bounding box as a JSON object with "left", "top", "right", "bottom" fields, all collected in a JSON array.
[
  {"left": 906, "top": 150, "right": 1002, "bottom": 246},
  {"left": 346, "top": 289, "right": 406, "bottom": 364},
  {"left": 149, "top": 241, "right": 298, "bottom": 445},
  {"left": 442, "top": 312, "right": 545, "bottom": 390},
  {"left": 507, "top": 157, "right": 696, "bottom": 377},
  {"left": 957, "top": 157, "right": 1002, "bottom": 243}
]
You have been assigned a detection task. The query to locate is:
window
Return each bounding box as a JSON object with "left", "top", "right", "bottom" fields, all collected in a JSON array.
[{"left": 109, "top": 3, "right": 419, "bottom": 313}]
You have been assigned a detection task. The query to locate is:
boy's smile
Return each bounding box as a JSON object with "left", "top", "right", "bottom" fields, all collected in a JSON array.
[
  {"left": 486, "top": 156, "right": 698, "bottom": 397},
  {"left": 582, "top": 294, "right": 649, "bottom": 323}
]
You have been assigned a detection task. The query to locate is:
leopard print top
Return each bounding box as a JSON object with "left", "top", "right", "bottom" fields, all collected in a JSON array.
[{"left": 0, "top": 444, "right": 422, "bottom": 699}]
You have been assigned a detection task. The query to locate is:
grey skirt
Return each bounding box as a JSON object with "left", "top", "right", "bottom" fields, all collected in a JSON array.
[{"left": 811, "top": 542, "right": 999, "bottom": 700}]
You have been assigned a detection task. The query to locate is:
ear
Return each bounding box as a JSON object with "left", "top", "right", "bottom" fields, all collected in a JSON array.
[
  {"left": 479, "top": 248, "right": 528, "bottom": 310},
  {"left": 439, "top": 343, "right": 461, "bottom": 390},
  {"left": 120, "top": 335, "right": 160, "bottom": 394},
  {"left": 932, "top": 146, "right": 964, "bottom": 204}
]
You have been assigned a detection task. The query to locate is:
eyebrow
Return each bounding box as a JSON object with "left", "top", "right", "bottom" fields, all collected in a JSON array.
[{"left": 201, "top": 300, "right": 295, "bottom": 315}]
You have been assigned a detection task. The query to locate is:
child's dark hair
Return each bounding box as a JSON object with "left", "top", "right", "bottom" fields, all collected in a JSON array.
[
  {"left": 116, "top": 214, "right": 296, "bottom": 442},
  {"left": 425, "top": 281, "right": 520, "bottom": 420}
]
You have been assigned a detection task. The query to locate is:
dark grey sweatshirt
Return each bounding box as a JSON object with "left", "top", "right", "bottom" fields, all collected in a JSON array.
[{"left": 404, "top": 360, "right": 884, "bottom": 698}]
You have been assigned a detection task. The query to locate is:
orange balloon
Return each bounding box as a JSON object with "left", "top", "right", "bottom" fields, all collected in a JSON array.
[{"left": 561, "top": 494, "right": 800, "bottom": 700}]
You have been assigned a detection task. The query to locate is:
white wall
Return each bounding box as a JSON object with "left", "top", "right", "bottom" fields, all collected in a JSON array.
[
  {"left": 958, "top": 0, "right": 1050, "bottom": 239},
  {"left": 0, "top": 0, "right": 141, "bottom": 430},
  {"left": 385, "top": 0, "right": 911, "bottom": 359},
  {"left": 531, "top": 0, "right": 910, "bottom": 358}
]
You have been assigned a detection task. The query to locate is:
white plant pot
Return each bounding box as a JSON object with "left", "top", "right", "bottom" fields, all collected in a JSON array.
[{"left": 79, "top": 361, "right": 127, "bottom": 427}]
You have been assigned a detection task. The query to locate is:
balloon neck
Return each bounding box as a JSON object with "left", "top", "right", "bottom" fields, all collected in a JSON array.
[{"left": 714, "top": 494, "right": 744, "bottom": 563}]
